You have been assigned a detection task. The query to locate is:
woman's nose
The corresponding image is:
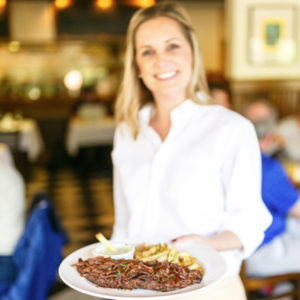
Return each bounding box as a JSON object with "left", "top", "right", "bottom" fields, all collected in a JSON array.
[{"left": 154, "top": 51, "right": 170, "bottom": 66}]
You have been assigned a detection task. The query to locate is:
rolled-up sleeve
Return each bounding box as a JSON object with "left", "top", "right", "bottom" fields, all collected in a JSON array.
[{"left": 220, "top": 120, "right": 272, "bottom": 258}]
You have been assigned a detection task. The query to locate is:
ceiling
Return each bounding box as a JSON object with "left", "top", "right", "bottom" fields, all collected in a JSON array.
[{"left": 0, "top": 0, "right": 224, "bottom": 39}]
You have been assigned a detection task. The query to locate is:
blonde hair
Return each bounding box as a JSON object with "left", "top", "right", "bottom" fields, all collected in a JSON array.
[{"left": 115, "top": 1, "right": 210, "bottom": 138}]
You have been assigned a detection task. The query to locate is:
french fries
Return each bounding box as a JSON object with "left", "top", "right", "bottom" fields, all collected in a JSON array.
[
  {"left": 95, "top": 232, "right": 118, "bottom": 253},
  {"left": 94, "top": 235, "right": 204, "bottom": 273},
  {"left": 134, "top": 243, "right": 204, "bottom": 272}
]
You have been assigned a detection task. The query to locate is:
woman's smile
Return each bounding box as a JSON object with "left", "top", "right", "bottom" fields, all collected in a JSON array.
[{"left": 154, "top": 70, "right": 178, "bottom": 81}]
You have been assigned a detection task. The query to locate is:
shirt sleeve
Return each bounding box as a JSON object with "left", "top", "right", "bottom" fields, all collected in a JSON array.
[
  {"left": 220, "top": 120, "right": 272, "bottom": 259},
  {"left": 111, "top": 127, "right": 130, "bottom": 241}
]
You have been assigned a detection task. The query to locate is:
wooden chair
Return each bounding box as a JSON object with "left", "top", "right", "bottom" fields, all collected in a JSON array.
[
  {"left": 0, "top": 131, "right": 20, "bottom": 152},
  {"left": 240, "top": 261, "right": 300, "bottom": 300}
]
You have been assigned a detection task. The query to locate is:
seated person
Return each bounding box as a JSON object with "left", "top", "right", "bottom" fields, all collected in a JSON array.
[
  {"left": 209, "top": 81, "right": 232, "bottom": 110},
  {"left": 0, "top": 161, "right": 25, "bottom": 284},
  {"left": 243, "top": 98, "right": 300, "bottom": 276},
  {"left": 275, "top": 101, "right": 300, "bottom": 162},
  {"left": 242, "top": 98, "right": 284, "bottom": 157}
]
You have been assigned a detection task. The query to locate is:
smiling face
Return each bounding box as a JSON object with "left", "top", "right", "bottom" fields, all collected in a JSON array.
[{"left": 135, "top": 16, "right": 193, "bottom": 103}]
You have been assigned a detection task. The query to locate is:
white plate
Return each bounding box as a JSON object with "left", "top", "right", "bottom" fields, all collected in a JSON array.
[{"left": 59, "top": 242, "right": 227, "bottom": 299}]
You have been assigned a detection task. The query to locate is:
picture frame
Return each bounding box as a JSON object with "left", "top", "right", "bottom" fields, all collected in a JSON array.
[
  {"left": 247, "top": 4, "right": 298, "bottom": 66},
  {"left": 226, "top": 0, "right": 300, "bottom": 80}
]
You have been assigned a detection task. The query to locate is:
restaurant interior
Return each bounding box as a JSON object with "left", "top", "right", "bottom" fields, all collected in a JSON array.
[{"left": 1, "top": 0, "right": 300, "bottom": 299}]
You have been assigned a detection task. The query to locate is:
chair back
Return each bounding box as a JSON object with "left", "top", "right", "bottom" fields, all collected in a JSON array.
[
  {"left": 0, "top": 131, "right": 20, "bottom": 153},
  {"left": 240, "top": 261, "right": 300, "bottom": 300},
  {"left": 1, "top": 193, "right": 67, "bottom": 300}
]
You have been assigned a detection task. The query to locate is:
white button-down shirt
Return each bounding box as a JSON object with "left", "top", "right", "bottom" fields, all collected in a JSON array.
[{"left": 112, "top": 100, "right": 271, "bottom": 275}]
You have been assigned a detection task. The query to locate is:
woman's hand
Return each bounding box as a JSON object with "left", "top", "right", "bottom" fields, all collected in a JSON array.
[
  {"left": 171, "top": 234, "right": 208, "bottom": 246},
  {"left": 171, "top": 231, "right": 243, "bottom": 252}
]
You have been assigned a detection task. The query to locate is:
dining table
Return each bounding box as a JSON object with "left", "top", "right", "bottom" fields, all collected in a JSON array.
[
  {"left": 65, "top": 115, "right": 116, "bottom": 156},
  {"left": 0, "top": 113, "right": 44, "bottom": 162}
]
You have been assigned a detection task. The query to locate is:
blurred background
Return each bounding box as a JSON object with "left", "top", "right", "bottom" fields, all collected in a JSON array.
[{"left": 1, "top": 0, "right": 300, "bottom": 298}]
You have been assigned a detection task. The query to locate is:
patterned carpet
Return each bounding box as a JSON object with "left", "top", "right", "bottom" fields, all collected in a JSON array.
[{"left": 26, "top": 165, "right": 114, "bottom": 257}]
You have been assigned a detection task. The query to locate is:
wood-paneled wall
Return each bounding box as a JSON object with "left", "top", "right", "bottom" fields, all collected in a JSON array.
[{"left": 231, "top": 81, "right": 300, "bottom": 118}]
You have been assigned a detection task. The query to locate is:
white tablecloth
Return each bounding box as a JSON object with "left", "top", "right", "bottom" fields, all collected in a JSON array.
[
  {"left": 66, "top": 116, "right": 115, "bottom": 156},
  {"left": 0, "top": 117, "right": 44, "bottom": 162}
]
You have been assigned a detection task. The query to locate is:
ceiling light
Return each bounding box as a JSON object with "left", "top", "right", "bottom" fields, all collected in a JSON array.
[
  {"left": 0, "top": 0, "right": 6, "bottom": 9},
  {"left": 64, "top": 70, "right": 83, "bottom": 91},
  {"left": 54, "top": 0, "right": 72, "bottom": 10},
  {"left": 95, "top": 0, "right": 115, "bottom": 10},
  {"left": 123, "top": 0, "right": 155, "bottom": 8}
]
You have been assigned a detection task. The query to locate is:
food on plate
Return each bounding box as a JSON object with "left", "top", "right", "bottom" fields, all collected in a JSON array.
[
  {"left": 73, "top": 235, "right": 204, "bottom": 291},
  {"left": 135, "top": 243, "right": 203, "bottom": 271},
  {"left": 93, "top": 232, "right": 134, "bottom": 259},
  {"left": 74, "top": 256, "right": 203, "bottom": 292},
  {"left": 92, "top": 243, "right": 134, "bottom": 259},
  {"left": 95, "top": 232, "right": 118, "bottom": 253}
]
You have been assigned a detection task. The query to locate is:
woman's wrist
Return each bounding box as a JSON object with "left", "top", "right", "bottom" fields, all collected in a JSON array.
[
  {"left": 202, "top": 231, "right": 243, "bottom": 251},
  {"left": 172, "top": 231, "right": 243, "bottom": 252}
]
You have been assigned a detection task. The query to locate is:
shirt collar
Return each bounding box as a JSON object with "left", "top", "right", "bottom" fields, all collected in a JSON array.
[
  {"left": 138, "top": 103, "right": 152, "bottom": 127},
  {"left": 138, "top": 99, "right": 203, "bottom": 127}
]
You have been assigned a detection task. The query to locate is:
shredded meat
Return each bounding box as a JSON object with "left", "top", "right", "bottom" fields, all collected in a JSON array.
[{"left": 74, "top": 256, "right": 203, "bottom": 292}]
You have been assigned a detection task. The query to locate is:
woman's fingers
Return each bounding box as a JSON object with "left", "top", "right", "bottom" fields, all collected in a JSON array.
[{"left": 171, "top": 234, "right": 202, "bottom": 245}]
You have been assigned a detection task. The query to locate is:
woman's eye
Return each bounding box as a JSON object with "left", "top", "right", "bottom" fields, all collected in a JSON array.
[
  {"left": 167, "top": 43, "right": 180, "bottom": 51},
  {"left": 141, "top": 49, "right": 153, "bottom": 56}
]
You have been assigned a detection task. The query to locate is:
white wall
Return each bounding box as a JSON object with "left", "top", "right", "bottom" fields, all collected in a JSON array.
[
  {"left": 182, "top": 2, "right": 225, "bottom": 74},
  {"left": 9, "top": 1, "right": 56, "bottom": 42}
]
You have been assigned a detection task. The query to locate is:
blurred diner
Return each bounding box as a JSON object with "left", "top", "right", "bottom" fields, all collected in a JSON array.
[
  {"left": 209, "top": 81, "right": 232, "bottom": 110},
  {"left": 275, "top": 101, "right": 300, "bottom": 163},
  {"left": 0, "top": 159, "right": 25, "bottom": 288},
  {"left": 243, "top": 98, "right": 300, "bottom": 278}
]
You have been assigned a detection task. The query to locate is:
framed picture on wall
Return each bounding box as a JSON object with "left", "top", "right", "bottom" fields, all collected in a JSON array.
[{"left": 247, "top": 4, "right": 298, "bottom": 66}]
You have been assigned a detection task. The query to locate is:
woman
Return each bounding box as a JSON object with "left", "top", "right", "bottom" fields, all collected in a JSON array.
[
  {"left": 112, "top": 2, "right": 271, "bottom": 298},
  {"left": 275, "top": 102, "right": 300, "bottom": 162}
]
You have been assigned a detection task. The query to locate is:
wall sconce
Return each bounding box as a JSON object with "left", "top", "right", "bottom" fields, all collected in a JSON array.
[
  {"left": 54, "top": 0, "right": 73, "bottom": 10},
  {"left": 95, "top": 0, "right": 115, "bottom": 10},
  {"left": 0, "top": 0, "right": 6, "bottom": 12},
  {"left": 122, "top": 0, "right": 155, "bottom": 8}
]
